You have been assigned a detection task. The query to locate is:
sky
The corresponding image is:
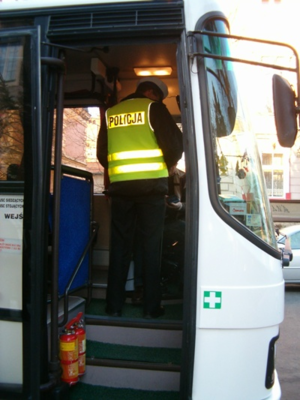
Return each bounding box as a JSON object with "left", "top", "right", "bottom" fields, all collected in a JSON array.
[
  {"left": 225, "top": 0, "right": 299, "bottom": 117},
  {"left": 227, "top": 0, "right": 300, "bottom": 49}
]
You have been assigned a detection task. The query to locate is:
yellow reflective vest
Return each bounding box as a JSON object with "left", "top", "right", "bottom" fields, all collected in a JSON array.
[{"left": 106, "top": 98, "right": 168, "bottom": 183}]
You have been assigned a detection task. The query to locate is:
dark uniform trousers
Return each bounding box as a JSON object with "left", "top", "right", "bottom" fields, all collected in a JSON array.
[{"left": 106, "top": 194, "right": 166, "bottom": 314}]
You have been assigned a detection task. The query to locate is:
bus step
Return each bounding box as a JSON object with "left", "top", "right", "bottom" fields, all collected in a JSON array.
[
  {"left": 77, "top": 311, "right": 182, "bottom": 391},
  {"left": 86, "top": 316, "right": 182, "bottom": 348},
  {"left": 80, "top": 356, "right": 180, "bottom": 391},
  {"left": 69, "top": 381, "right": 180, "bottom": 399},
  {"left": 85, "top": 298, "right": 183, "bottom": 320}
]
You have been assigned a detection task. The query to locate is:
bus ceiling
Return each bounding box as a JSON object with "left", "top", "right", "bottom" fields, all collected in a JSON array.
[{"left": 46, "top": 40, "right": 181, "bottom": 117}]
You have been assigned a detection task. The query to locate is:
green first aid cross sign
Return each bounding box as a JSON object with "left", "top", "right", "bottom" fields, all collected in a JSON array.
[{"left": 203, "top": 291, "right": 222, "bottom": 309}]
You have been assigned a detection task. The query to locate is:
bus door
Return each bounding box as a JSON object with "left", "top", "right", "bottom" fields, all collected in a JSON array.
[{"left": 0, "top": 27, "right": 46, "bottom": 399}]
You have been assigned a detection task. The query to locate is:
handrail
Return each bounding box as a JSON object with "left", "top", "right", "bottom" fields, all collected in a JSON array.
[
  {"left": 49, "top": 53, "right": 65, "bottom": 375},
  {"left": 47, "top": 161, "right": 95, "bottom": 391},
  {"left": 58, "top": 221, "right": 99, "bottom": 327},
  {"left": 188, "top": 30, "right": 300, "bottom": 109},
  {"left": 52, "top": 164, "right": 93, "bottom": 181}
]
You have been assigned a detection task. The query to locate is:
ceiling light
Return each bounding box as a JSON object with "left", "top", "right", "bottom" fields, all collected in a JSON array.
[{"left": 134, "top": 67, "right": 172, "bottom": 77}]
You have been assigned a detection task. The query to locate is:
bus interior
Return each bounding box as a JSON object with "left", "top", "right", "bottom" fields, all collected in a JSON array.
[
  {"left": 54, "top": 40, "right": 185, "bottom": 294},
  {"left": 46, "top": 26, "right": 187, "bottom": 395}
]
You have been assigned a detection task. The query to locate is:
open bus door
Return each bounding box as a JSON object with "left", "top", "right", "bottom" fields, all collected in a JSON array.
[{"left": 0, "top": 27, "right": 48, "bottom": 399}]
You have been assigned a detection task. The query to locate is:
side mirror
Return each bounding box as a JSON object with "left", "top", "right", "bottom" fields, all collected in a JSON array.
[{"left": 273, "top": 74, "right": 298, "bottom": 147}]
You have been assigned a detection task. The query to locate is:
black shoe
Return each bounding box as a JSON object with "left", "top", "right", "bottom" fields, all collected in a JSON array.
[
  {"left": 144, "top": 306, "right": 165, "bottom": 319},
  {"left": 105, "top": 307, "right": 122, "bottom": 317}
]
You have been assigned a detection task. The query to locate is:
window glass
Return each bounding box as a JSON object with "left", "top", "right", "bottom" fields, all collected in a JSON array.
[
  {"left": 273, "top": 154, "right": 283, "bottom": 167},
  {"left": 277, "top": 235, "right": 286, "bottom": 245},
  {"left": 262, "top": 153, "right": 284, "bottom": 197},
  {"left": 0, "top": 40, "right": 24, "bottom": 181},
  {"left": 52, "top": 107, "right": 103, "bottom": 193},
  {"left": 290, "top": 232, "right": 300, "bottom": 249},
  {"left": 0, "top": 42, "right": 21, "bottom": 82},
  {"left": 273, "top": 170, "right": 283, "bottom": 196},
  {"left": 201, "top": 20, "right": 277, "bottom": 247},
  {"left": 0, "top": 33, "right": 31, "bottom": 386},
  {"left": 262, "top": 154, "right": 272, "bottom": 165}
]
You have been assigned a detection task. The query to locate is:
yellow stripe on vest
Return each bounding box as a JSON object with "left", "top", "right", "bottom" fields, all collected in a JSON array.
[
  {"left": 108, "top": 149, "right": 163, "bottom": 162},
  {"left": 109, "top": 162, "right": 167, "bottom": 175},
  {"left": 108, "top": 111, "right": 145, "bottom": 128}
]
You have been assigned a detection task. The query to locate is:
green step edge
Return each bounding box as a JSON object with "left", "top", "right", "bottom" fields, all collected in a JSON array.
[
  {"left": 85, "top": 298, "right": 183, "bottom": 320},
  {"left": 70, "top": 382, "right": 180, "bottom": 400},
  {"left": 86, "top": 339, "right": 182, "bottom": 365}
]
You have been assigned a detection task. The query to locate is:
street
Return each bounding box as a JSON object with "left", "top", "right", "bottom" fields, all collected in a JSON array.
[{"left": 276, "top": 284, "right": 300, "bottom": 400}]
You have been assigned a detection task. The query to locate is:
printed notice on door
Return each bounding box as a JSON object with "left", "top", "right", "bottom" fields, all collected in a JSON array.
[{"left": 0, "top": 194, "right": 23, "bottom": 310}]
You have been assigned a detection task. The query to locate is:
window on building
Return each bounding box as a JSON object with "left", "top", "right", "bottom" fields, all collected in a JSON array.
[
  {"left": 0, "top": 41, "right": 22, "bottom": 83},
  {"left": 262, "top": 152, "right": 284, "bottom": 197},
  {"left": 51, "top": 107, "right": 104, "bottom": 193}
]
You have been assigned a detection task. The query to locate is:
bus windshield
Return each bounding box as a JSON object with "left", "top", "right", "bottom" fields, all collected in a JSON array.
[{"left": 202, "top": 20, "right": 277, "bottom": 248}]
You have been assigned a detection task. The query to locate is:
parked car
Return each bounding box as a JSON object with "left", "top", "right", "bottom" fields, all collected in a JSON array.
[{"left": 277, "top": 225, "right": 300, "bottom": 283}]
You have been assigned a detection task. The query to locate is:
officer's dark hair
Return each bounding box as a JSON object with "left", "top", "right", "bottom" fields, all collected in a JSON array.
[{"left": 136, "top": 81, "right": 163, "bottom": 101}]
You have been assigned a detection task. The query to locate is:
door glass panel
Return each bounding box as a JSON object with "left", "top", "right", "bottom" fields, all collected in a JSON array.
[
  {"left": 0, "top": 39, "right": 24, "bottom": 181},
  {"left": 0, "top": 31, "right": 37, "bottom": 386},
  {"left": 201, "top": 20, "right": 277, "bottom": 247},
  {"left": 0, "top": 36, "right": 24, "bottom": 311},
  {"left": 52, "top": 107, "right": 103, "bottom": 193}
]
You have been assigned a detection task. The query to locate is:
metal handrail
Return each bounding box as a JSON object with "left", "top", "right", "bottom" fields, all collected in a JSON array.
[{"left": 58, "top": 221, "right": 99, "bottom": 327}]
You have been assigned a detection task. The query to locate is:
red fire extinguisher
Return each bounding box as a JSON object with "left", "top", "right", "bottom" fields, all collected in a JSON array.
[
  {"left": 59, "top": 312, "right": 86, "bottom": 384},
  {"left": 66, "top": 312, "right": 86, "bottom": 376},
  {"left": 59, "top": 328, "right": 78, "bottom": 385},
  {"left": 73, "top": 312, "right": 86, "bottom": 376}
]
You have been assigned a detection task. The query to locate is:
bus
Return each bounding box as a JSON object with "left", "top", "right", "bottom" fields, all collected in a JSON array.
[{"left": 0, "top": 0, "right": 298, "bottom": 399}]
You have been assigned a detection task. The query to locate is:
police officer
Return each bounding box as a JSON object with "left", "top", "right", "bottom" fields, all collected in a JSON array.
[{"left": 97, "top": 77, "right": 183, "bottom": 318}]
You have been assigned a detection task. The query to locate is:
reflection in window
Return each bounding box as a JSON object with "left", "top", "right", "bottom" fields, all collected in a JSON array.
[
  {"left": 0, "top": 40, "right": 24, "bottom": 181},
  {"left": 201, "top": 19, "right": 276, "bottom": 247},
  {"left": 202, "top": 21, "right": 237, "bottom": 139},
  {"left": 0, "top": 42, "right": 22, "bottom": 82}
]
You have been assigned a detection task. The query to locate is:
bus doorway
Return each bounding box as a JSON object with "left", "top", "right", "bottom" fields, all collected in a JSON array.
[{"left": 45, "top": 24, "right": 189, "bottom": 399}]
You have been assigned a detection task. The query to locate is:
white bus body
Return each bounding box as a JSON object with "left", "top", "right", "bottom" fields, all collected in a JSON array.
[{"left": 0, "top": 0, "right": 297, "bottom": 399}]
